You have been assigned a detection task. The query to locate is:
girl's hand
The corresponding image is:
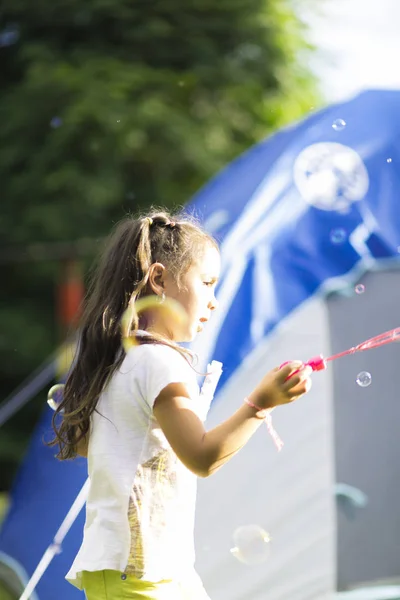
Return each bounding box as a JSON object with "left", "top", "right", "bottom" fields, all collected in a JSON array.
[{"left": 249, "top": 361, "right": 312, "bottom": 410}]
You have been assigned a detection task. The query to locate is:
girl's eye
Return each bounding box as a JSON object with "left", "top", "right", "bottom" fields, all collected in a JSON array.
[{"left": 203, "top": 281, "right": 213, "bottom": 287}]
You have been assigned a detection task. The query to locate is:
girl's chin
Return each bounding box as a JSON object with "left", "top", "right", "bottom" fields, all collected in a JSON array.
[
  {"left": 175, "top": 322, "right": 203, "bottom": 343},
  {"left": 173, "top": 329, "right": 197, "bottom": 344},
  {"left": 181, "top": 326, "right": 201, "bottom": 343}
]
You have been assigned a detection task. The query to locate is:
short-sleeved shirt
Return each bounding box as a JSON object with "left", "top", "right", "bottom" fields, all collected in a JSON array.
[{"left": 66, "top": 338, "right": 222, "bottom": 589}]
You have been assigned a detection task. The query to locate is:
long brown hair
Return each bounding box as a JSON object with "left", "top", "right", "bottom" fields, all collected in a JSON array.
[{"left": 49, "top": 208, "right": 218, "bottom": 460}]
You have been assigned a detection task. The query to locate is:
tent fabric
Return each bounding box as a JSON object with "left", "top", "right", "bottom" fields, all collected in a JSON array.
[
  {"left": 1, "top": 89, "right": 400, "bottom": 599},
  {"left": 327, "top": 268, "right": 400, "bottom": 590},
  {"left": 195, "top": 297, "right": 336, "bottom": 600},
  {"left": 0, "top": 409, "right": 87, "bottom": 599},
  {"left": 189, "top": 89, "right": 400, "bottom": 381},
  {"left": 187, "top": 89, "right": 400, "bottom": 598}
]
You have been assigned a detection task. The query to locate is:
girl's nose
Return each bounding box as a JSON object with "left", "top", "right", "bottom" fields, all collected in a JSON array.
[{"left": 209, "top": 296, "right": 218, "bottom": 311}]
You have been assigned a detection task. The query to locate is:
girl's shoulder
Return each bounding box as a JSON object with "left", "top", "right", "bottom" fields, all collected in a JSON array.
[
  {"left": 126, "top": 340, "right": 194, "bottom": 370},
  {"left": 124, "top": 342, "right": 199, "bottom": 401}
]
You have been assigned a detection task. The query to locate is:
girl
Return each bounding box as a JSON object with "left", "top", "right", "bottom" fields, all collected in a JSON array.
[{"left": 51, "top": 209, "right": 312, "bottom": 600}]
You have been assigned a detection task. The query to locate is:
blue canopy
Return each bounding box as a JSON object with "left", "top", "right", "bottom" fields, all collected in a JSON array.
[{"left": 187, "top": 89, "right": 400, "bottom": 384}]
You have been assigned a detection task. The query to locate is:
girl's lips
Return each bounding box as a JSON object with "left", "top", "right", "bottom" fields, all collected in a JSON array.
[{"left": 197, "top": 317, "right": 208, "bottom": 332}]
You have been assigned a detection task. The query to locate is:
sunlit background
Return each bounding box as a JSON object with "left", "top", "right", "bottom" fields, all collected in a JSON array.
[{"left": 303, "top": 0, "right": 400, "bottom": 101}]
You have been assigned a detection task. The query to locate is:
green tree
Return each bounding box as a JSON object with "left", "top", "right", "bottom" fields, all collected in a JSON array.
[{"left": 0, "top": 0, "right": 320, "bottom": 487}]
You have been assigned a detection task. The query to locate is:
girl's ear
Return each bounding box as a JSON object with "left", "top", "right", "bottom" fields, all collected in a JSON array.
[{"left": 147, "top": 262, "right": 166, "bottom": 295}]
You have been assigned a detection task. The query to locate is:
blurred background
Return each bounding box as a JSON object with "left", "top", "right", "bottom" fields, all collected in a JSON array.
[
  {"left": 1, "top": 0, "right": 400, "bottom": 598},
  {"left": 0, "top": 0, "right": 321, "bottom": 507}
]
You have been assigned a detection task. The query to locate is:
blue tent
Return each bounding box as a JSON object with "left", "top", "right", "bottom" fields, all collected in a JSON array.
[
  {"left": 0, "top": 405, "right": 87, "bottom": 599},
  {"left": 187, "top": 89, "right": 400, "bottom": 384},
  {"left": 1, "top": 89, "right": 400, "bottom": 599}
]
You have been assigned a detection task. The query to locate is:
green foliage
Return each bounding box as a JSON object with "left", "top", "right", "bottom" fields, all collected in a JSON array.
[{"left": 0, "top": 0, "right": 321, "bottom": 487}]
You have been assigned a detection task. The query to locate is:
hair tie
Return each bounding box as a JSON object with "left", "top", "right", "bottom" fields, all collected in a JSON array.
[{"left": 145, "top": 217, "right": 153, "bottom": 226}]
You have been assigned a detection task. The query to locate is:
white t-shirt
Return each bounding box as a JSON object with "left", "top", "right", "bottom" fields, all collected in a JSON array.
[{"left": 66, "top": 337, "right": 222, "bottom": 589}]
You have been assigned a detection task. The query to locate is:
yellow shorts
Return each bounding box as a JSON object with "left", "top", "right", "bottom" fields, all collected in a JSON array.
[{"left": 82, "top": 570, "right": 211, "bottom": 600}]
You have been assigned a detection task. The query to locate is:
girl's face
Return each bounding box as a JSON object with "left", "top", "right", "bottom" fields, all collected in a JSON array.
[{"left": 162, "top": 244, "right": 220, "bottom": 342}]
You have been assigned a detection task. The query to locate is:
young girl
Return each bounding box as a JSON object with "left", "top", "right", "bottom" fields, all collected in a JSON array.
[{"left": 51, "top": 209, "right": 312, "bottom": 600}]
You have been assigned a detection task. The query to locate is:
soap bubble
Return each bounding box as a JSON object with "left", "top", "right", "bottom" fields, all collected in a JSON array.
[
  {"left": 230, "top": 525, "right": 271, "bottom": 565},
  {"left": 50, "top": 117, "right": 63, "bottom": 128},
  {"left": 356, "top": 371, "right": 372, "bottom": 387},
  {"left": 355, "top": 284, "right": 365, "bottom": 294},
  {"left": 332, "top": 119, "right": 346, "bottom": 132},
  {"left": 121, "top": 296, "right": 188, "bottom": 352},
  {"left": 387, "top": 158, "right": 392, "bottom": 163},
  {"left": 47, "top": 384, "right": 65, "bottom": 411},
  {"left": 50, "top": 542, "right": 62, "bottom": 555},
  {"left": 330, "top": 228, "right": 346, "bottom": 244},
  {"left": 0, "top": 25, "right": 19, "bottom": 47},
  {"left": 337, "top": 205, "right": 351, "bottom": 216}
]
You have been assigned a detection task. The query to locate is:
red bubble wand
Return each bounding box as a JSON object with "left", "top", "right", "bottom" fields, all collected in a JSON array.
[
  {"left": 287, "top": 326, "right": 400, "bottom": 375},
  {"left": 269, "top": 327, "right": 400, "bottom": 452}
]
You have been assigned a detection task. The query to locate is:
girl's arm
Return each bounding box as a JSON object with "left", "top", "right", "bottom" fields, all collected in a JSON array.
[{"left": 153, "top": 362, "right": 311, "bottom": 477}]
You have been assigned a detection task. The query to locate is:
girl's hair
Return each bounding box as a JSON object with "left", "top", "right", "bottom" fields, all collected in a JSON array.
[{"left": 49, "top": 208, "right": 219, "bottom": 460}]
